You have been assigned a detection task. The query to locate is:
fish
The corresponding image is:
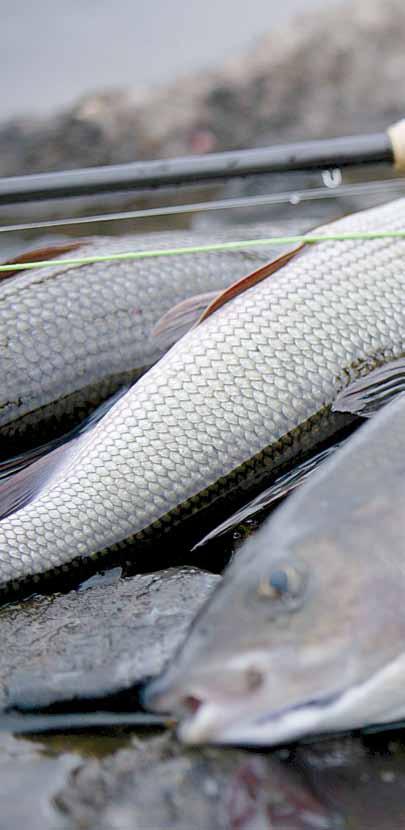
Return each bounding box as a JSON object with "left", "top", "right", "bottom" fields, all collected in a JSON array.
[
  {"left": 144, "top": 391, "right": 405, "bottom": 746},
  {"left": 0, "top": 226, "right": 282, "bottom": 455},
  {"left": 0, "top": 197, "right": 405, "bottom": 595}
]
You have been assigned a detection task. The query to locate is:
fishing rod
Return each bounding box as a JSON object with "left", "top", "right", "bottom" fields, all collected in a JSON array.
[{"left": 1, "top": 120, "right": 405, "bottom": 205}]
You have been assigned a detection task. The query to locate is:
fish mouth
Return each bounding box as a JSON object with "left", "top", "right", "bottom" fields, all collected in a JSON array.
[
  {"left": 144, "top": 671, "right": 344, "bottom": 746},
  {"left": 154, "top": 651, "right": 405, "bottom": 746},
  {"left": 178, "top": 692, "right": 343, "bottom": 746}
]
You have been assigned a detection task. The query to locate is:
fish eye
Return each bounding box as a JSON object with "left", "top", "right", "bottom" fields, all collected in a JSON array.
[
  {"left": 269, "top": 569, "right": 289, "bottom": 595},
  {"left": 257, "top": 562, "right": 305, "bottom": 600}
]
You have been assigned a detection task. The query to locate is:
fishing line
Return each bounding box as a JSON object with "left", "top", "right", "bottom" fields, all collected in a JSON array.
[
  {"left": 2, "top": 229, "right": 405, "bottom": 271},
  {"left": 0, "top": 710, "right": 176, "bottom": 734},
  {"left": 1, "top": 176, "right": 405, "bottom": 235}
]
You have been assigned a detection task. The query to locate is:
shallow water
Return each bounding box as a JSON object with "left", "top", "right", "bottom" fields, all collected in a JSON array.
[{"left": 3, "top": 728, "right": 405, "bottom": 829}]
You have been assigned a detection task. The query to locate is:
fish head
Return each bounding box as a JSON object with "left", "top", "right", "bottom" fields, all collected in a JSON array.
[{"left": 144, "top": 516, "right": 405, "bottom": 746}]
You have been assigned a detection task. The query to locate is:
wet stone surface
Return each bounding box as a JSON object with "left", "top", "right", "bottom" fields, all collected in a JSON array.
[
  {"left": 2, "top": 728, "right": 405, "bottom": 829},
  {"left": 0, "top": 733, "right": 79, "bottom": 830},
  {"left": 0, "top": 567, "right": 220, "bottom": 712},
  {"left": 2, "top": 566, "right": 405, "bottom": 827},
  {"left": 55, "top": 731, "right": 336, "bottom": 830},
  {"left": 297, "top": 733, "right": 405, "bottom": 830}
]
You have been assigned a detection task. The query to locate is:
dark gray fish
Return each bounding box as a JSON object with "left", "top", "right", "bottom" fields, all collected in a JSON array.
[{"left": 145, "top": 392, "right": 405, "bottom": 746}]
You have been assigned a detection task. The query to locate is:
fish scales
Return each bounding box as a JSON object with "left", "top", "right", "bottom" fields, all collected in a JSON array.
[
  {"left": 0, "top": 227, "right": 277, "bottom": 450},
  {"left": 1, "top": 198, "right": 405, "bottom": 590}
]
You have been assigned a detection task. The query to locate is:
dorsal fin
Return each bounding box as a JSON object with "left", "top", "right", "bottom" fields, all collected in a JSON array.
[
  {"left": 196, "top": 242, "right": 306, "bottom": 325},
  {"left": 151, "top": 244, "right": 306, "bottom": 348},
  {"left": 151, "top": 291, "right": 220, "bottom": 350},
  {"left": 0, "top": 240, "right": 84, "bottom": 283}
]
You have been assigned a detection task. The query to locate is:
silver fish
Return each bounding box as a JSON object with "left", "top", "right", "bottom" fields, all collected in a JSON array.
[
  {"left": 145, "top": 391, "right": 405, "bottom": 746},
  {"left": 0, "top": 198, "right": 405, "bottom": 593},
  {"left": 0, "top": 227, "right": 279, "bottom": 453}
]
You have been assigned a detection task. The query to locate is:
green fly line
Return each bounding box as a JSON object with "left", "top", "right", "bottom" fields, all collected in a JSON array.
[{"left": 2, "top": 229, "right": 405, "bottom": 272}]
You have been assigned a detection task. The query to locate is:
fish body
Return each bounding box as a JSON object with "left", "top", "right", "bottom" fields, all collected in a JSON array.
[
  {"left": 0, "top": 198, "right": 405, "bottom": 592},
  {"left": 0, "top": 227, "right": 279, "bottom": 453},
  {"left": 145, "top": 392, "right": 405, "bottom": 746}
]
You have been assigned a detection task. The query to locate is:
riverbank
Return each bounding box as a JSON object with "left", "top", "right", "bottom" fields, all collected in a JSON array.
[{"left": 1, "top": 0, "right": 404, "bottom": 177}]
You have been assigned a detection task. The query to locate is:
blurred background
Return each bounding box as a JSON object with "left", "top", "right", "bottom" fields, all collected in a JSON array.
[
  {"left": 2, "top": 0, "right": 325, "bottom": 121},
  {"left": 1, "top": 0, "right": 405, "bottom": 251},
  {"left": 2, "top": 0, "right": 404, "bottom": 173}
]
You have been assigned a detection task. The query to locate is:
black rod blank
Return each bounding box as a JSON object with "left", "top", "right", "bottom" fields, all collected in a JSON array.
[{"left": 0, "top": 131, "right": 394, "bottom": 205}]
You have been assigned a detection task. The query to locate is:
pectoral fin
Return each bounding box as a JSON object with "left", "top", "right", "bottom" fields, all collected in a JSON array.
[
  {"left": 333, "top": 358, "right": 405, "bottom": 417},
  {"left": 0, "top": 385, "right": 128, "bottom": 519},
  {"left": 0, "top": 441, "right": 80, "bottom": 520}
]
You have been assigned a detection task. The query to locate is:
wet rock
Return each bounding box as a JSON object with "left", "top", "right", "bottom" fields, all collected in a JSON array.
[
  {"left": 4, "top": 720, "right": 405, "bottom": 828},
  {"left": 0, "top": 0, "right": 404, "bottom": 175},
  {"left": 0, "top": 91, "right": 149, "bottom": 176},
  {"left": 297, "top": 733, "right": 405, "bottom": 830},
  {"left": 0, "top": 567, "right": 219, "bottom": 711},
  {"left": 0, "top": 733, "right": 79, "bottom": 830},
  {"left": 55, "top": 732, "right": 335, "bottom": 830}
]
